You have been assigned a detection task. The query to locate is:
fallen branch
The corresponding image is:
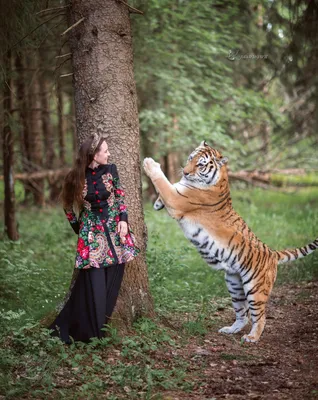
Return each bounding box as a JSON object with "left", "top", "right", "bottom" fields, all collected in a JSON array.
[
  {"left": 229, "top": 170, "right": 270, "bottom": 186},
  {"left": 228, "top": 172, "right": 271, "bottom": 190},
  {"left": 0, "top": 168, "right": 71, "bottom": 182},
  {"left": 0, "top": 168, "right": 316, "bottom": 189}
]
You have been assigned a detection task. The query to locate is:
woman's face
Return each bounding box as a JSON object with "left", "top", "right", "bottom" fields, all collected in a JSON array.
[{"left": 94, "top": 140, "right": 110, "bottom": 165}]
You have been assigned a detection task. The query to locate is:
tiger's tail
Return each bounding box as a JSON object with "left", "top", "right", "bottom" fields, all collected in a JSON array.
[{"left": 276, "top": 237, "right": 318, "bottom": 264}]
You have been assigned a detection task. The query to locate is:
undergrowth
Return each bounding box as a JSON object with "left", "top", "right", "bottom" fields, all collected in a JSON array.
[{"left": 0, "top": 187, "right": 317, "bottom": 398}]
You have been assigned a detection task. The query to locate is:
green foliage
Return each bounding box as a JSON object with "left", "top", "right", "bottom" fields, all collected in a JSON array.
[
  {"left": 0, "top": 206, "right": 75, "bottom": 324},
  {"left": 121, "top": 318, "right": 175, "bottom": 358},
  {"left": 182, "top": 316, "right": 208, "bottom": 337},
  {"left": 0, "top": 0, "right": 49, "bottom": 57},
  {"left": 129, "top": 0, "right": 318, "bottom": 170},
  {"left": 131, "top": 0, "right": 278, "bottom": 163}
]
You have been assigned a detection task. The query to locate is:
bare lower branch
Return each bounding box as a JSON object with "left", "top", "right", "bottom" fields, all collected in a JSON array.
[
  {"left": 36, "top": 5, "right": 69, "bottom": 15},
  {"left": 6, "top": 13, "right": 65, "bottom": 53},
  {"left": 55, "top": 53, "right": 72, "bottom": 59},
  {"left": 61, "top": 18, "right": 85, "bottom": 36}
]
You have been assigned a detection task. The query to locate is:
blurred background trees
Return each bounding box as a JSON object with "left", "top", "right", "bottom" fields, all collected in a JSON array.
[{"left": 1, "top": 0, "right": 318, "bottom": 239}]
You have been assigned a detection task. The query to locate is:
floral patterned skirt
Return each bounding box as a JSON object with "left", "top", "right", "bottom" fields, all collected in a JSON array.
[{"left": 49, "top": 264, "right": 125, "bottom": 343}]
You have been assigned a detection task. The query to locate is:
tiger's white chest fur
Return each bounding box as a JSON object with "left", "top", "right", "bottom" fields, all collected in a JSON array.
[{"left": 178, "top": 218, "right": 238, "bottom": 274}]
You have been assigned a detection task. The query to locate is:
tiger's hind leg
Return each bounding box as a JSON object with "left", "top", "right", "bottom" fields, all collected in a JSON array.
[
  {"left": 241, "top": 289, "right": 267, "bottom": 343},
  {"left": 241, "top": 268, "right": 276, "bottom": 343},
  {"left": 219, "top": 273, "right": 249, "bottom": 335}
]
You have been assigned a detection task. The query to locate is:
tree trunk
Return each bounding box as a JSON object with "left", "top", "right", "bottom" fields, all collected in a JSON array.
[
  {"left": 38, "top": 49, "right": 60, "bottom": 202},
  {"left": 39, "top": 49, "right": 55, "bottom": 170},
  {"left": 15, "top": 53, "right": 33, "bottom": 203},
  {"left": 27, "top": 54, "right": 45, "bottom": 206},
  {"left": 67, "top": 0, "right": 154, "bottom": 327},
  {"left": 167, "top": 151, "right": 180, "bottom": 183},
  {"left": 167, "top": 114, "right": 180, "bottom": 183},
  {"left": 141, "top": 129, "right": 157, "bottom": 201},
  {"left": 71, "top": 97, "right": 77, "bottom": 164},
  {"left": 3, "top": 50, "right": 19, "bottom": 240},
  {"left": 56, "top": 80, "right": 66, "bottom": 165}
]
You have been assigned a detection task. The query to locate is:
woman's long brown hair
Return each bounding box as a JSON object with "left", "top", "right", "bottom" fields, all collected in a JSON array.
[{"left": 61, "top": 135, "right": 105, "bottom": 213}]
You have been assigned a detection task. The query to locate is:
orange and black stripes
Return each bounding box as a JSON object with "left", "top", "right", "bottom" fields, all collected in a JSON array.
[{"left": 148, "top": 143, "right": 317, "bottom": 342}]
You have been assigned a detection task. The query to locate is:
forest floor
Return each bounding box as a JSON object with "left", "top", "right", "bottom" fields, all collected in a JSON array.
[
  {"left": 3, "top": 280, "right": 317, "bottom": 400},
  {"left": 152, "top": 281, "right": 318, "bottom": 400},
  {"left": 1, "top": 189, "right": 318, "bottom": 399}
]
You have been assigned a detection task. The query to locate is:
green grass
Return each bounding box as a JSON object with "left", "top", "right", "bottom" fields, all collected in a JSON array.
[
  {"left": 0, "top": 186, "right": 317, "bottom": 325},
  {"left": 0, "top": 187, "right": 317, "bottom": 398}
]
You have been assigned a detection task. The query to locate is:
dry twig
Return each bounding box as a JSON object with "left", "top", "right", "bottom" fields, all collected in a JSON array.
[{"left": 61, "top": 17, "right": 85, "bottom": 36}]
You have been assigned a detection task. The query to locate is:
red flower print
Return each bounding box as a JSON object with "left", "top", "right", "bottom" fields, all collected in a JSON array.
[
  {"left": 77, "top": 238, "right": 85, "bottom": 252},
  {"left": 115, "top": 215, "right": 120, "bottom": 222},
  {"left": 96, "top": 224, "right": 104, "bottom": 232},
  {"left": 115, "top": 189, "right": 125, "bottom": 196},
  {"left": 126, "top": 235, "right": 133, "bottom": 246},
  {"left": 119, "top": 204, "right": 127, "bottom": 212},
  {"left": 66, "top": 213, "right": 73, "bottom": 221},
  {"left": 80, "top": 246, "right": 89, "bottom": 260},
  {"left": 107, "top": 249, "right": 113, "bottom": 258}
]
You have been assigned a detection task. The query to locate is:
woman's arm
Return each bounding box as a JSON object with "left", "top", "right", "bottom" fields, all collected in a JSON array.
[
  {"left": 64, "top": 206, "right": 80, "bottom": 234},
  {"left": 112, "top": 164, "right": 128, "bottom": 223}
]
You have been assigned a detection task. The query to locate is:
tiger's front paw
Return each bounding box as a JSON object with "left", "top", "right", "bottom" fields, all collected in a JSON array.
[{"left": 143, "top": 158, "right": 162, "bottom": 180}]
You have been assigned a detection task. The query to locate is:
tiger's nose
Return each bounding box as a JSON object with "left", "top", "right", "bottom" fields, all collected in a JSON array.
[{"left": 183, "top": 171, "right": 189, "bottom": 176}]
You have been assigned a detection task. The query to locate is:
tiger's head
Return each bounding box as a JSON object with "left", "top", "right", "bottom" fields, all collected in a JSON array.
[
  {"left": 153, "top": 141, "right": 228, "bottom": 211},
  {"left": 182, "top": 141, "right": 228, "bottom": 187}
]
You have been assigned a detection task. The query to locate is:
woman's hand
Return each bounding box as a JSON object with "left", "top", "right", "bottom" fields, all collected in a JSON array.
[{"left": 117, "top": 221, "right": 128, "bottom": 243}]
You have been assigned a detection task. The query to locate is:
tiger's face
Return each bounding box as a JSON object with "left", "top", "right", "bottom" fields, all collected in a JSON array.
[{"left": 182, "top": 141, "right": 228, "bottom": 186}]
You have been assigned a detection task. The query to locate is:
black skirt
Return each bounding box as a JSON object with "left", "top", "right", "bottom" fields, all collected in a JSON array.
[{"left": 49, "top": 264, "right": 125, "bottom": 343}]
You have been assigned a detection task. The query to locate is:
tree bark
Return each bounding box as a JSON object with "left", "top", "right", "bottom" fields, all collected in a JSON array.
[
  {"left": 56, "top": 79, "right": 66, "bottom": 165},
  {"left": 167, "top": 151, "right": 180, "bottom": 183},
  {"left": 27, "top": 54, "right": 45, "bottom": 206},
  {"left": 3, "top": 50, "right": 19, "bottom": 240},
  {"left": 39, "top": 49, "right": 55, "bottom": 170},
  {"left": 141, "top": 129, "right": 157, "bottom": 200},
  {"left": 71, "top": 97, "right": 77, "bottom": 164},
  {"left": 15, "top": 53, "right": 33, "bottom": 203},
  {"left": 38, "top": 48, "right": 61, "bottom": 202},
  {"left": 67, "top": 0, "right": 154, "bottom": 327}
]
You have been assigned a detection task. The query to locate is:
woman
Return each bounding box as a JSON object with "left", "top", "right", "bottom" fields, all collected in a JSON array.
[{"left": 49, "top": 133, "right": 139, "bottom": 343}]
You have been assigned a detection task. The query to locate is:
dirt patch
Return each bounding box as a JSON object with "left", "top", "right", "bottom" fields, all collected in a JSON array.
[{"left": 160, "top": 281, "right": 318, "bottom": 399}]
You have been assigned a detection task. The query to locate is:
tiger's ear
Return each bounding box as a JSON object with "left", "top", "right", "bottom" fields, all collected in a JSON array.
[
  {"left": 200, "top": 140, "right": 208, "bottom": 147},
  {"left": 217, "top": 157, "right": 228, "bottom": 167}
]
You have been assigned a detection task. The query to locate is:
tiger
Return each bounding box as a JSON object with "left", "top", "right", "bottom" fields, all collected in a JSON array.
[{"left": 143, "top": 141, "right": 318, "bottom": 343}]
